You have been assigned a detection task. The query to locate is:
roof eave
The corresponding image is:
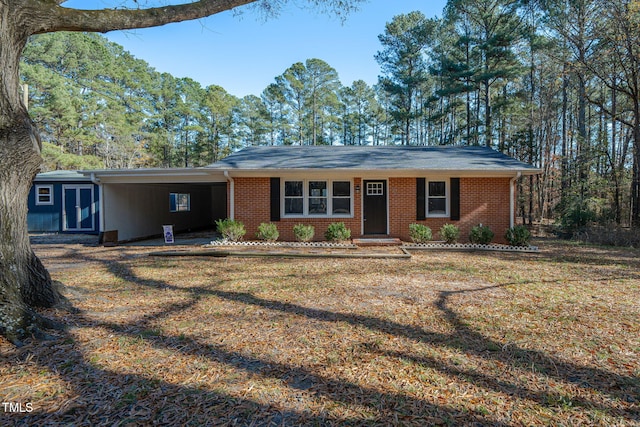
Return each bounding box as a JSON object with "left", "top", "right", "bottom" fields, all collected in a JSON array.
[
  {"left": 220, "top": 168, "right": 541, "bottom": 177},
  {"left": 81, "top": 168, "right": 227, "bottom": 184}
]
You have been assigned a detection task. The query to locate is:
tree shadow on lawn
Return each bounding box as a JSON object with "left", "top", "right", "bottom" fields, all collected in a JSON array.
[
  {"left": 114, "top": 257, "right": 640, "bottom": 421},
  {"left": 207, "top": 288, "right": 639, "bottom": 420},
  {"left": 11, "top": 250, "right": 639, "bottom": 425},
  {"left": 7, "top": 260, "right": 505, "bottom": 426}
]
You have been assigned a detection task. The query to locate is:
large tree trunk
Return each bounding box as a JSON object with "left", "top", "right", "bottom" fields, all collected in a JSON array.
[{"left": 0, "top": 11, "right": 63, "bottom": 345}]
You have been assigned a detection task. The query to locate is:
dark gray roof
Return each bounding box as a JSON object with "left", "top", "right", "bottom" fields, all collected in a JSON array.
[{"left": 207, "top": 145, "right": 538, "bottom": 173}]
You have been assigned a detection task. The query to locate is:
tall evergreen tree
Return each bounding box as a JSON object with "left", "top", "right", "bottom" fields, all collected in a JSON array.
[
  {"left": 376, "top": 11, "right": 435, "bottom": 145},
  {"left": 201, "top": 85, "right": 238, "bottom": 162},
  {"left": 261, "top": 83, "right": 290, "bottom": 145},
  {"left": 445, "top": 0, "right": 526, "bottom": 147}
]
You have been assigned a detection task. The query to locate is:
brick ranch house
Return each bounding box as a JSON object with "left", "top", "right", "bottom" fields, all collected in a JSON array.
[{"left": 77, "top": 145, "right": 538, "bottom": 244}]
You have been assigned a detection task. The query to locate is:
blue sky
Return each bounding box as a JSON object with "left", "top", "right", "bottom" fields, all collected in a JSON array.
[{"left": 65, "top": 0, "right": 447, "bottom": 98}]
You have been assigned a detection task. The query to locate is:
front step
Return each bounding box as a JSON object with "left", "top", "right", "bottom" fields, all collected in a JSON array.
[{"left": 352, "top": 237, "right": 403, "bottom": 247}]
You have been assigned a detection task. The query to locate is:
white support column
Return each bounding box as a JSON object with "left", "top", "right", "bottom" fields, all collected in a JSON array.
[{"left": 224, "top": 170, "right": 234, "bottom": 220}]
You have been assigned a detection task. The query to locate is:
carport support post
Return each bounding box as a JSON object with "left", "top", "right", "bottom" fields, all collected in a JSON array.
[
  {"left": 224, "top": 170, "right": 234, "bottom": 220},
  {"left": 90, "top": 173, "right": 105, "bottom": 233}
]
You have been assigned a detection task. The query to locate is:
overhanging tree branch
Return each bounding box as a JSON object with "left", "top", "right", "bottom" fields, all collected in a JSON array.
[{"left": 29, "top": 0, "right": 258, "bottom": 35}]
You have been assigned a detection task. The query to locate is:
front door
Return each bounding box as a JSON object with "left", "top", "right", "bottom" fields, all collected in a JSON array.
[
  {"left": 63, "top": 185, "right": 94, "bottom": 231},
  {"left": 363, "top": 180, "right": 387, "bottom": 235}
]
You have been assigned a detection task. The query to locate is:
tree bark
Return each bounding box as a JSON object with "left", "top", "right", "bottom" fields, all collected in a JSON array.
[{"left": 0, "top": 2, "right": 62, "bottom": 344}]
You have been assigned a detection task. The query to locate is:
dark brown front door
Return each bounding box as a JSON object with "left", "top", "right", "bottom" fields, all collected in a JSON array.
[{"left": 363, "top": 180, "right": 387, "bottom": 235}]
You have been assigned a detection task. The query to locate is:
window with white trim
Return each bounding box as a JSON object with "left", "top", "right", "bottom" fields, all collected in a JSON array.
[
  {"left": 170, "top": 193, "right": 191, "bottom": 212},
  {"left": 284, "top": 181, "right": 304, "bottom": 215},
  {"left": 283, "top": 180, "right": 352, "bottom": 217},
  {"left": 332, "top": 181, "right": 351, "bottom": 214},
  {"left": 309, "top": 181, "right": 327, "bottom": 214},
  {"left": 36, "top": 185, "right": 53, "bottom": 205},
  {"left": 427, "top": 180, "right": 448, "bottom": 216}
]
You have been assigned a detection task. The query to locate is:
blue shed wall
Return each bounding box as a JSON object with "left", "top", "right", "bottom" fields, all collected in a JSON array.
[{"left": 27, "top": 181, "right": 100, "bottom": 234}]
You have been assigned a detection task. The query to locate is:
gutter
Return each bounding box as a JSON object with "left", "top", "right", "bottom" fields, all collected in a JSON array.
[
  {"left": 224, "top": 170, "right": 234, "bottom": 220},
  {"left": 510, "top": 171, "right": 522, "bottom": 229}
]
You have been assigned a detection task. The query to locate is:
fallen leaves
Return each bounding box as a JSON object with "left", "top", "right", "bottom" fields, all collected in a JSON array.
[{"left": 0, "top": 238, "right": 638, "bottom": 425}]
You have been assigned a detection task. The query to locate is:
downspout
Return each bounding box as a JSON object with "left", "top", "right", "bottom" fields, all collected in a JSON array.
[
  {"left": 90, "top": 173, "right": 104, "bottom": 233},
  {"left": 224, "top": 170, "right": 234, "bottom": 220},
  {"left": 510, "top": 171, "right": 522, "bottom": 229}
]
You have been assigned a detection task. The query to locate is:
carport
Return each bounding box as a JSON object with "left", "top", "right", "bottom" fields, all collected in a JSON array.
[{"left": 83, "top": 168, "right": 227, "bottom": 242}]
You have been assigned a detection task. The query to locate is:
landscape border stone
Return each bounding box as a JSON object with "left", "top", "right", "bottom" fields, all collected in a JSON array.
[
  {"left": 402, "top": 242, "right": 539, "bottom": 253},
  {"left": 207, "top": 240, "right": 358, "bottom": 249}
]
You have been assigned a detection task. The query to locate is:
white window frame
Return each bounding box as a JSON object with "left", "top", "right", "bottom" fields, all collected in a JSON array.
[
  {"left": 366, "top": 181, "right": 384, "bottom": 196},
  {"left": 282, "top": 179, "right": 353, "bottom": 218},
  {"left": 170, "top": 193, "right": 191, "bottom": 212},
  {"left": 35, "top": 185, "right": 54, "bottom": 205},
  {"left": 426, "top": 179, "right": 449, "bottom": 218}
]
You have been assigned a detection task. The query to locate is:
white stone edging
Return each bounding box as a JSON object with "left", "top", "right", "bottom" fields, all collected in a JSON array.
[
  {"left": 207, "top": 240, "right": 357, "bottom": 249},
  {"left": 402, "top": 243, "right": 539, "bottom": 252},
  {"left": 207, "top": 240, "right": 538, "bottom": 253}
]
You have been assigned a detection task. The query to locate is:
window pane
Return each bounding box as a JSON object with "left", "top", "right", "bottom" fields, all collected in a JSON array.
[
  {"left": 367, "top": 182, "right": 384, "bottom": 196},
  {"left": 333, "top": 181, "right": 350, "bottom": 197},
  {"left": 332, "top": 198, "right": 351, "bottom": 215},
  {"left": 309, "top": 181, "right": 327, "bottom": 197},
  {"left": 170, "top": 193, "right": 190, "bottom": 212},
  {"left": 38, "top": 187, "right": 51, "bottom": 196},
  {"left": 309, "top": 198, "right": 327, "bottom": 214},
  {"left": 178, "top": 194, "right": 189, "bottom": 208},
  {"left": 428, "top": 198, "right": 447, "bottom": 215},
  {"left": 285, "top": 181, "right": 303, "bottom": 197},
  {"left": 429, "top": 181, "right": 446, "bottom": 197},
  {"left": 285, "top": 198, "right": 303, "bottom": 214}
]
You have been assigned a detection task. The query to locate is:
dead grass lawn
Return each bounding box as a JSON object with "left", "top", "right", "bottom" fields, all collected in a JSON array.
[{"left": 1, "top": 239, "right": 639, "bottom": 426}]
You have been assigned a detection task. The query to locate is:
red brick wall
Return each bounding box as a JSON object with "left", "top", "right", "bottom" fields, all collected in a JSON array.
[
  {"left": 389, "top": 177, "right": 512, "bottom": 243},
  {"left": 233, "top": 177, "right": 362, "bottom": 242},
  {"left": 459, "top": 177, "right": 512, "bottom": 244},
  {"left": 231, "top": 176, "right": 512, "bottom": 243}
]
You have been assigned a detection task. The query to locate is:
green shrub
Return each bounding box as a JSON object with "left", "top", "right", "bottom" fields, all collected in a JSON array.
[
  {"left": 325, "top": 222, "right": 351, "bottom": 242},
  {"left": 409, "top": 223, "right": 432, "bottom": 243},
  {"left": 440, "top": 223, "right": 460, "bottom": 244},
  {"left": 256, "top": 222, "right": 279, "bottom": 242},
  {"left": 505, "top": 225, "right": 531, "bottom": 246},
  {"left": 559, "top": 195, "right": 601, "bottom": 233},
  {"left": 215, "top": 218, "right": 246, "bottom": 241},
  {"left": 293, "top": 224, "right": 315, "bottom": 242},
  {"left": 469, "top": 224, "right": 494, "bottom": 245}
]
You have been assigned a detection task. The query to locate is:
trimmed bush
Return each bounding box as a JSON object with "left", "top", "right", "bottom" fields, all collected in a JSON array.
[
  {"left": 325, "top": 222, "right": 351, "bottom": 242},
  {"left": 293, "top": 224, "right": 315, "bottom": 242},
  {"left": 469, "top": 224, "right": 494, "bottom": 245},
  {"left": 409, "top": 223, "right": 432, "bottom": 243},
  {"left": 440, "top": 223, "right": 460, "bottom": 244},
  {"left": 505, "top": 225, "right": 531, "bottom": 246},
  {"left": 256, "top": 222, "right": 279, "bottom": 242},
  {"left": 215, "top": 218, "right": 246, "bottom": 242}
]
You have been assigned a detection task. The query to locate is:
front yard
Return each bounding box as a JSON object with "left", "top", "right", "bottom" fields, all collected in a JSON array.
[{"left": 1, "top": 239, "right": 638, "bottom": 425}]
